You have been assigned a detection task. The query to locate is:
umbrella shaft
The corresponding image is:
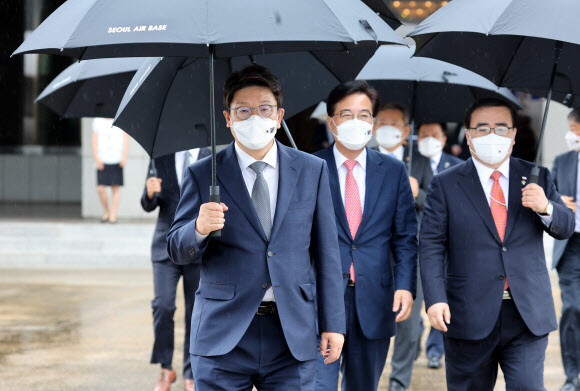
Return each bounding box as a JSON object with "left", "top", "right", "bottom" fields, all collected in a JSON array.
[{"left": 209, "top": 45, "right": 217, "bottom": 187}]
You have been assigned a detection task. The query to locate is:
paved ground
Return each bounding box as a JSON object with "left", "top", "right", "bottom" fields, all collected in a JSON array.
[{"left": 0, "top": 268, "right": 567, "bottom": 391}]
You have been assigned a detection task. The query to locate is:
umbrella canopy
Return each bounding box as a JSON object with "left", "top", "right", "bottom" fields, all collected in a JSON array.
[
  {"left": 407, "top": 0, "right": 580, "bottom": 182},
  {"left": 36, "top": 57, "right": 146, "bottom": 118},
  {"left": 113, "top": 51, "right": 368, "bottom": 158},
  {"left": 357, "top": 45, "right": 521, "bottom": 124},
  {"left": 14, "top": 0, "right": 404, "bottom": 60},
  {"left": 407, "top": 0, "right": 580, "bottom": 107}
]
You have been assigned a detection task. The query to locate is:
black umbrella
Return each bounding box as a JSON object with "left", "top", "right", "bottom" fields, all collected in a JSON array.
[
  {"left": 14, "top": 0, "right": 405, "bottom": 236},
  {"left": 357, "top": 45, "right": 520, "bottom": 172},
  {"left": 408, "top": 0, "right": 580, "bottom": 183},
  {"left": 36, "top": 57, "right": 145, "bottom": 118}
]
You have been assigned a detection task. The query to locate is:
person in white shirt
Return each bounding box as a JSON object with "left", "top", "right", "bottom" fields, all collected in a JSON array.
[{"left": 91, "top": 118, "right": 129, "bottom": 223}]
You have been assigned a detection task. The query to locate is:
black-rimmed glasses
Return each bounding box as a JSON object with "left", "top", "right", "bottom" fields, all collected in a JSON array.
[
  {"left": 229, "top": 105, "right": 278, "bottom": 121},
  {"left": 467, "top": 126, "right": 514, "bottom": 137}
]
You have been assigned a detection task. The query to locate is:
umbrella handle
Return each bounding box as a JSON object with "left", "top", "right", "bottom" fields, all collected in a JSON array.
[
  {"left": 149, "top": 159, "right": 160, "bottom": 198},
  {"left": 209, "top": 185, "right": 221, "bottom": 238}
]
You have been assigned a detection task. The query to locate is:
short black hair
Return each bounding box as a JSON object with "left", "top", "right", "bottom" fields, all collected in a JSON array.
[
  {"left": 568, "top": 107, "right": 580, "bottom": 123},
  {"left": 223, "top": 65, "right": 283, "bottom": 108},
  {"left": 326, "top": 81, "right": 380, "bottom": 117},
  {"left": 417, "top": 122, "right": 448, "bottom": 138},
  {"left": 464, "top": 98, "right": 517, "bottom": 128},
  {"left": 377, "top": 102, "right": 410, "bottom": 124}
]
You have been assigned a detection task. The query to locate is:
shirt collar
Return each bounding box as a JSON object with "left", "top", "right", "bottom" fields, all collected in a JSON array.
[
  {"left": 430, "top": 150, "right": 443, "bottom": 168},
  {"left": 378, "top": 144, "right": 403, "bottom": 161},
  {"left": 333, "top": 144, "right": 367, "bottom": 171},
  {"left": 234, "top": 141, "right": 278, "bottom": 171},
  {"left": 472, "top": 156, "right": 510, "bottom": 183}
]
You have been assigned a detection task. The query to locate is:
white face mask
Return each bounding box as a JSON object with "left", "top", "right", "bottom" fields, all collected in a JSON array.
[
  {"left": 231, "top": 115, "right": 278, "bottom": 150},
  {"left": 375, "top": 126, "right": 403, "bottom": 149},
  {"left": 565, "top": 130, "right": 580, "bottom": 151},
  {"left": 418, "top": 137, "right": 444, "bottom": 158},
  {"left": 469, "top": 133, "right": 513, "bottom": 165},
  {"left": 333, "top": 118, "right": 373, "bottom": 151}
]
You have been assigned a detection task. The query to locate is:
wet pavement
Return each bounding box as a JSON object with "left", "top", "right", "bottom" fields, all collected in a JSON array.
[{"left": 0, "top": 268, "right": 566, "bottom": 391}]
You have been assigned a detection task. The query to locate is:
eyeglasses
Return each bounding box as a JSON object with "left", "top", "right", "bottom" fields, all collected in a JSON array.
[
  {"left": 229, "top": 105, "right": 278, "bottom": 121},
  {"left": 332, "top": 110, "right": 373, "bottom": 123},
  {"left": 467, "top": 126, "right": 514, "bottom": 137}
]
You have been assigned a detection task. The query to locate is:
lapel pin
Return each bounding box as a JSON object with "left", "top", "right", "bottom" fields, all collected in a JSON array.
[{"left": 444, "top": 162, "right": 450, "bottom": 168}]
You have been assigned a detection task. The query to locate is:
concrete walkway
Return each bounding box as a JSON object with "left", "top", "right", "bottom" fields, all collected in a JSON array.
[{"left": 0, "top": 268, "right": 566, "bottom": 391}]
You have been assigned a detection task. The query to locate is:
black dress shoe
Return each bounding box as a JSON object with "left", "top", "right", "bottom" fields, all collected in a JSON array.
[
  {"left": 560, "top": 377, "right": 580, "bottom": 391},
  {"left": 427, "top": 355, "right": 442, "bottom": 369},
  {"left": 389, "top": 380, "right": 406, "bottom": 391}
]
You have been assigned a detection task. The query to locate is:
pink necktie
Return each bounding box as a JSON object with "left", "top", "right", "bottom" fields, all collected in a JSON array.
[
  {"left": 344, "top": 160, "right": 362, "bottom": 283},
  {"left": 490, "top": 170, "right": 509, "bottom": 291}
]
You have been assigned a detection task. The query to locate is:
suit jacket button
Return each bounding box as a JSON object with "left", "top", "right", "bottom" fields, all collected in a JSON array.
[
  {"left": 343, "top": 273, "right": 348, "bottom": 278},
  {"left": 498, "top": 274, "right": 505, "bottom": 280},
  {"left": 267, "top": 251, "right": 273, "bottom": 258},
  {"left": 502, "top": 247, "right": 507, "bottom": 252},
  {"left": 189, "top": 248, "right": 196, "bottom": 256},
  {"left": 352, "top": 245, "right": 357, "bottom": 250},
  {"left": 262, "top": 283, "right": 268, "bottom": 289}
]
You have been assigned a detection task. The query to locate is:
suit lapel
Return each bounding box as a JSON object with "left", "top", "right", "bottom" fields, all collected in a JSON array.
[
  {"left": 320, "top": 146, "right": 351, "bottom": 238},
  {"left": 216, "top": 143, "right": 268, "bottom": 242},
  {"left": 457, "top": 159, "right": 502, "bottom": 244},
  {"left": 356, "top": 149, "right": 386, "bottom": 239},
  {"left": 571, "top": 151, "right": 578, "bottom": 196},
  {"left": 271, "top": 142, "right": 300, "bottom": 240},
  {"left": 438, "top": 153, "right": 452, "bottom": 173},
  {"left": 503, "top": 158, "right": 523, "bottom": 243}
]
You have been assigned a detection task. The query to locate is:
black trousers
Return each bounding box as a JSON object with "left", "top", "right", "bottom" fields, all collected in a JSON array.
[
  {"left": 150, "top": 259, "right": 200, "bottom": 379},
  {"left": 444, "top": 299, "right": 548, "bottom": 391},
  {"left": 557, "top": 232, "right": 580, "bottom": 379}
]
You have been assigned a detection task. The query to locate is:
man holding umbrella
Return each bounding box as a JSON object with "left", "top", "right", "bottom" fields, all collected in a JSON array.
[
  {"left": 314, "top": 81, "right": 418, "bottom": 391},
  {"left": 420, "top": 98, "right": 575, "bottom": 390},
  {"left": 167, "top": 65, "right": 345, "bottom": 390}
]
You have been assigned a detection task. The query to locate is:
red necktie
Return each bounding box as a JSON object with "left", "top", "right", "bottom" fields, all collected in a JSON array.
[
  {"left": 490, "top": 171, "right": 509, "bottom": 290},
  {"left": 344, "top": 160, "right": 362, "bottom": 283}
]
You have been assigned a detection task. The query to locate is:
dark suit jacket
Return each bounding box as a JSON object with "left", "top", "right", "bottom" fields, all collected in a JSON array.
[
  {"left": 552, "top": 150, "right": 579, "bottom": 269},
  {"left": 420, "top": 157, "right": 574, "bottom": 340},
  {"left": 141, "top": 148, "right": 211, "bottom": 261},
  {"left": 315, "top": 146, "right": 418, "bottom": 340},
  {"left": 166, "top": 141, "right": 345, "bottom": 361}
]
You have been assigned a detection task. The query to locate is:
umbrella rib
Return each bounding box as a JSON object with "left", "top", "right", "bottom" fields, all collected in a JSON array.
[
  {"left": 497, "top": 36, "right": 525, "bottom": 87},
  {"left": 149, "top": 58, "right": 188, "bottom": 157},
  {"left": 308, "top": 51, "right": 344, "bottom": 83}
]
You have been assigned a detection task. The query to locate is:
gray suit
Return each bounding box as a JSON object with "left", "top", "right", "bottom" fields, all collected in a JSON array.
[{"left": 551, "top": 150, "right": 580, "bottom": 379}]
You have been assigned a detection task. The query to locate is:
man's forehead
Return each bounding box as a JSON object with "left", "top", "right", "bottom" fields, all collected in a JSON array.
[
  {"left": 471, "top": 106, "right": 512, "bottom": 124},
  {"left": 377, "top": 109, "right": 403, "bottom": 120}
]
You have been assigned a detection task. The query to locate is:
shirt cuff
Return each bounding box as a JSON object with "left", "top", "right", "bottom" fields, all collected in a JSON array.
[
  {"left": 537, "top": 213, "right": 553, "bottom": 226},
  {"left": 195, "top": 229, "right": 209, "bottom": 245}
]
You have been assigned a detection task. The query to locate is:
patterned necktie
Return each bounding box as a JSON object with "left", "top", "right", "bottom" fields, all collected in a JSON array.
[
  {"left": 344, "top": 160, "right": 362, "bottom": 283},
  {"left": 431, "top": 158, "right": 438, "bottom": 175},
  {"left": 181, "top": 151, "right": 194, "bottom": 186},
  {"left": 250, "top": 161, "right": 272, "bottom": 240},
  {"left": 490, "top": 170, "right": 509, "bottom": 290}
]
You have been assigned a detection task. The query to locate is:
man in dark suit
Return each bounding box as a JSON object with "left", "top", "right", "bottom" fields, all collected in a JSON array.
[
  {"left": 166, "top": 65, "right": 345, "bottom": 390},
  {"left": 314, "top": 82, "right": 418, "bottom": 391},
  {"left": 420, "top": 98, "right": 575, "bottom": 390},
  {"left": 416, "top": 122, "right": 463, "bottom": 370},
  {"left": 372, "top": 102, "right": 431, "bottom": 391},
  {"left": 552, "top": 107, "right": 580, "bottom": 391},
  {"left": 141, "top": 147, "right": 210, "bottom": 391}
]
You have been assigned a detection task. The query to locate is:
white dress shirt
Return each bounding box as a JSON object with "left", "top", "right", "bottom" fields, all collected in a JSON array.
[
  {"left": 472, "top": 157, "right": 552, "bottom": 225},
  {"left": 175, "top": 148, "right": 201, "bottom": 188},
  {"left": 195, "top": 142, "right": 279, "bottom": 301},
  {"left": 378, "top": 144, "right": 404, "bottom": 162},
  {"left": 575, "top": 153, "right": 580, "bottom": 232},
  {"left": 430, "top": 150, "right": 443, "bottom": 174},
  {"left": 93, "top": 118, "right": 125, "bottom": 164},
  {"left": 334, "top": 145, "right": 366, "bottom": 213}
]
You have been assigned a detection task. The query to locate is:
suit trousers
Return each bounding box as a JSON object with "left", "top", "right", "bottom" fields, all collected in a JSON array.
[
  {"left": 389, "top": 267, "right": 424, "bottom": 388},
  {"left": 556, "top": 232, "right": 580, "bottom": 379},
  {"left": 426, "top": 327, "right": 445, "bottom": 359},
  {"left": 150, "top": 259, "right": 200, "bottom": 379},
  {"left": 444, "top": 299, "right": 548, "bottom": 391},
  {"left": 315, "top": 286, "right": 390, "bottom": 391},
  {"left": 190, "top": 312, "right": 315, "bottom": 391}
]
